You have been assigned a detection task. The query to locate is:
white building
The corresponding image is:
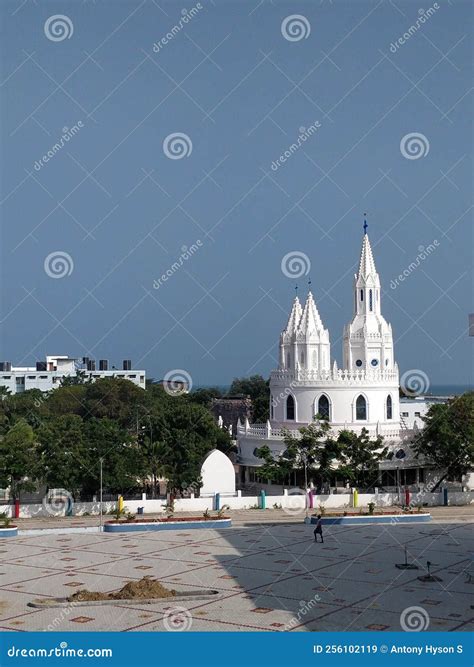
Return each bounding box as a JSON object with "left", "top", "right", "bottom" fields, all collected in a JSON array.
[
  {"left": 237, "top": 228, "right": 469, "bottom": 491},
  {"left": 0, "top": 355, "right": 145, "bottom": 394}
]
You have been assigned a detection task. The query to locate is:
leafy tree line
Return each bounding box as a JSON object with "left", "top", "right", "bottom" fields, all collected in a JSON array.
[
  {"left": 0, "top": 378, "right": 230, "bottom": 501},
  {"left": 256, "top": 422, "right": 388, "bottom": 491}
]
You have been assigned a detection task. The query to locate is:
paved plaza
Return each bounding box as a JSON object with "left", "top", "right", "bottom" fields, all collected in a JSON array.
[{"left": 0, "top": 516, "right": 472, "bottom": 632}]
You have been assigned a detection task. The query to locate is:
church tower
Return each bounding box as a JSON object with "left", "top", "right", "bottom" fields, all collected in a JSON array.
[
  {"left": 343, "top": 222, "right": 395, "bottom": 372},
  {"left": 279, "top": 292, "right": 330, "bottom": 373}
]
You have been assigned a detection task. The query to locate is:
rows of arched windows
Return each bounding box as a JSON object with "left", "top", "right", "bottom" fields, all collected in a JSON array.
[{"left": 281, "top": 393, "right": 394, "bottom": 421}]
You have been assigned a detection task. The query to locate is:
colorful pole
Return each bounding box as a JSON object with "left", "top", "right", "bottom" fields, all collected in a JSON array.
[
  {"left": 308, "top": 490, "right": 314, "bottom": 509},
  {"left": 215, "top": 492, "right": 220, "bottom": 511},
  {"left": 405, "top": 487, "right": 410, "bottom": 507},
  {"left": 260, "top": 490, "right": 266, "bottom": 509},
  {"left": 14, "top": 499, "right": 20, "bottom": 519},
  {"left": 118, "top": 495, "right": 124, "bottom": 512},
  {"left": 353, "top": 489, "right": 358, "bottom": 508},
  {"left": 443, "top": 488, "right": 448, "bottom": 506}
]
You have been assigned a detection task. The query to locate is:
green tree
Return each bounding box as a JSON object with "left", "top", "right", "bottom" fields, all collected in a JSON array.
[
  {"left": 257, "top": 421, "right": 337, "bottom": 489},
  {"left": 150, "top": 399, "right": 225, "bottom": 496},
  {"left": 336, "top": 428, "right": 387, "bottom": 489},
  {"left": 81, "top": 418, "right": 140, "bottom": 496},
  {"left": 228, "top": 375, "right": 269, "bottom": 422},
  {"left": 412, "top": 392, "right": 474, "bottom": 490},
  {"left": 0, "top": 421, "right": 36, "bottom": 500},
  {"left": 36, "top": 415, "right": 86, "bottom": 499}
]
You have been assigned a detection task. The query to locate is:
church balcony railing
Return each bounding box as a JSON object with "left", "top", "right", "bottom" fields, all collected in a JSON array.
[
  {"left": 237, "top": 422, "right": 401, "bottom": 441},
  {"left": 270, "top": 368, "right": 398, "bottom": 384}
]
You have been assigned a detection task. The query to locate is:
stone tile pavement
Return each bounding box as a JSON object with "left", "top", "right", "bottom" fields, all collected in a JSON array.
[{"left": 0, "top": 520, "right": 472, "bottom": 632}]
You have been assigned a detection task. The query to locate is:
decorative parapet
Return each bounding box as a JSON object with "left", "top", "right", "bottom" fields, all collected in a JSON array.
[
  {"left": 237, "top": 422, "right": 400, "bottom": 441},
  {"left": 270, "top": 367, "right": 398, "bottom": 385}
]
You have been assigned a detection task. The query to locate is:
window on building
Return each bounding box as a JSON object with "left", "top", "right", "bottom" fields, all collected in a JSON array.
[
  {"left": 415, "top": 411, "right": 421, "bottom": 417},
  {"left": 360, "top": 290, "right": 363, "bottom": 301},
  {"left": 369, "top": 289, "right": 373, "bottom": 311},
  {"left": 356, "top": 359, "right": 363, "bottom": 367},
  {"left": 355, "top": 394, "right": 367, "bottom": 420},
  {"left": 401, "top": 411, "right": 409, "bottom": 417},
  {"left": 386, "top": 395, "right": 392, "bottom": 420},
  {"left": 286, "top": 395, "right": 295, "bottom": 421},
  {"left": 418, "top": 468, "right": 425, "bottom": 483},
  {"left": 286, "top": 353, "right": 290, "bottom": 368},
  {"left": 270, "top": 400, "right": 274, "bottom": 419},
  {"left": 317, "top": 395, "right": 330, "bottom": 420}
]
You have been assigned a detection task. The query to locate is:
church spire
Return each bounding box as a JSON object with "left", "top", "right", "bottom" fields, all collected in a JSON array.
[
  {"left": 283, "top": 295, "right": 302, "bottom": 334},
  {"left": 357, "top": 232, "right": 379, "bottom": 282},
  {"left": 297, "top": 291, "right": 324, "bottom": 335}
]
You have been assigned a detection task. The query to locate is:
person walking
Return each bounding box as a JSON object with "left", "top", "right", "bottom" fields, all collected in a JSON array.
[{"left": 313, "top": 514, "right": 324, "bottom": 543}]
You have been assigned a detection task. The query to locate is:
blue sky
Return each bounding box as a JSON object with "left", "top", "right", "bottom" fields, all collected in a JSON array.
[{"left": 1, "top": 0, "right": 472, "bottom": 388}]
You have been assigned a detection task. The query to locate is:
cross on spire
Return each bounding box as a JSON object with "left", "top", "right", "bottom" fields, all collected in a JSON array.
[{"left": 363, "top": 213, "right": 368, "bottom": 235}]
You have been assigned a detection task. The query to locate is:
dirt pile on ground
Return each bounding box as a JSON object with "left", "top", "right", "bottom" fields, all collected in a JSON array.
[{"left": 68, "top": 577, "right": 176, "bottom": 602}]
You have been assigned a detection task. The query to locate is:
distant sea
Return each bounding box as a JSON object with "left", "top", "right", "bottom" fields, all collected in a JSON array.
[{"left": 427, "top": 385, "right": 472, "bottom": 396}]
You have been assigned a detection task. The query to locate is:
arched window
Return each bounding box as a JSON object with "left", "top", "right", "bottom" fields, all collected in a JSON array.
[
  {"left": 318, "top": 394, "right": 330, "bottom": 420},
  {"left": 386, "top": 395, "right": 392, "bottom": 420},
  {"left": 286, "top": 395, "right": 295, "bottom": 421},
  {"left": 356, "top": 394, "right": 367, "bottom": 420},
  {"left": 369, "top": 289, "right": 373, "bottom": 311},
  {"left": 270, "top": 399, "right": 274, "bottom": 420},
  {"left": 286, "top": 353, "right": 290, "bottom": 368},
  {"left": 360, "top": 289, "right": 364, "bottom": 301}
]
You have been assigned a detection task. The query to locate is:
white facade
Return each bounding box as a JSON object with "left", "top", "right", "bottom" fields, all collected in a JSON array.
[
  {"left": 238, "top": 230, "right": 402, "bottom": 468},
  {"left": 0, "top": 355, "right": 146, "bottom": 394}
]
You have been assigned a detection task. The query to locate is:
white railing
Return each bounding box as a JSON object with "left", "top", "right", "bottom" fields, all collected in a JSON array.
[
  {"left": 270, "top": 368, "right": 398, "bottom": 385},
  {"left": 237, "top": 422, "right": 400, "bottom": 440}
]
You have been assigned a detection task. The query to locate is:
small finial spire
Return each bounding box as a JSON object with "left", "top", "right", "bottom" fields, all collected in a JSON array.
[
  {"left": 308, "top": 277, "right": 312, "bottom": 288},
  {"left": 363, "top": 213, "right": 368, "bottom": 235},
  {"left": 294, "top": 283, "right": 298, "bottom": 296}
]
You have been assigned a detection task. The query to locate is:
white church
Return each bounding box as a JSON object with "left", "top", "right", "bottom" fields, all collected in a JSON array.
[{"left": 237, "top": 227, "right": 444, "bottom": 490}]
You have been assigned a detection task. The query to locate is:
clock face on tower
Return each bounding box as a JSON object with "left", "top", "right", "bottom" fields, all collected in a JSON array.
[
  {"left": 371, "top": 359, "right": 378, "bottom": 367},
  {"left": 356, "top": 359, "right": 362, "bottom": 367}
]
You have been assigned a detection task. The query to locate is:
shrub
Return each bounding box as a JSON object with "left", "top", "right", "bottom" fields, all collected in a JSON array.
[
  {"left": 216, "top": 505, "right": 229, "bottom": 519},
  {"left": 368, "top": 502, "right": 375, "bottom": 515},
  {"left": 203, "top": 508, "right": 211, "bottom": 519},
  {"left": 0, "top": 512, "right": 12, "bottom": 528}
]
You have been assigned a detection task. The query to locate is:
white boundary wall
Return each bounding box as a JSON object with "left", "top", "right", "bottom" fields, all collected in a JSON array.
[{"left": 0, "top": 490, "right": 472, "bottom": 518}]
